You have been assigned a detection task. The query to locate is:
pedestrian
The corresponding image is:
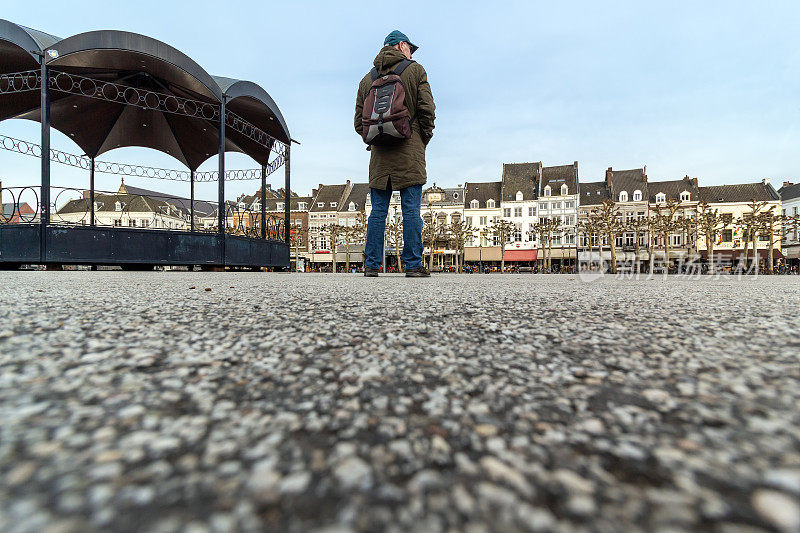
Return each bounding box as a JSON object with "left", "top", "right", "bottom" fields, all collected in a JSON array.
[{"left": 355, "top": 30, "right": 436, "bottom": 277}]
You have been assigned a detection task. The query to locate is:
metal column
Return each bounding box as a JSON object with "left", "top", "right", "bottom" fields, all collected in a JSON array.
[
  {"left": 284, "top": 146, "right": 290, "bottom": 245},
  {"left": 39, "top": 59, "right": 50, "bottom": 262},
  {"left": 190, "top": 169, "right": 195, "bottom": 232},
  {"left": 89, "top": 156, "right": 95, "bottom": 226},
  {"left": 261, "top": 165, "right": 267, "bottom": 239},
  {"left": 218, "top": 97, "right": 226, "bottom": 263}
]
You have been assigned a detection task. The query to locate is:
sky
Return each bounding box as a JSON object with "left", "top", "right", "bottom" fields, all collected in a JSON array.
[{"left": 1, "top": 0, "right": 799, "bottom": 204}]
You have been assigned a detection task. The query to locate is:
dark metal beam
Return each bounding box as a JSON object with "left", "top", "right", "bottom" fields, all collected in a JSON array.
[
  {"left": 190, "top": 170, "right": 195, "bottom": 232},
  {"left": 284, "top": 146, "right": 290, "bottom": 246},
  {"left": 40, "top": 59, "right": 50, "bottom": 262},
  {"left": 261, "top": 165, "right": 267, "bottom": 240},
  {"left": 218, "top": 97, "right": 226, "bottom": 259},
  {"left": 89, "top": 156, "right": 95, "bottom": 226}
]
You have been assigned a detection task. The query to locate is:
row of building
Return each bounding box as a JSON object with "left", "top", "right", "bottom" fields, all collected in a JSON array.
[
  {"left": 4, "top": 162, "right": 798, "bottom": 271},
  {"left": 281, "top": 162, "right": 799, "bottom": 271}
]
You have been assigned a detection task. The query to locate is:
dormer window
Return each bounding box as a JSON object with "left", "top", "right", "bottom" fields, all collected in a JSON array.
[
  {"left": 633, "top": 190, "right": 642, "bottom": 201},
  {"left": 238, "top": 202, "right": 246, "bottom": 209},
  {"left": 656, "top": 193, "right": 666, "bottom": 204},
  {"left": 277, "top": 202, "right": 284, "bottom": 211},
  {"left": 470, "top": 199, "right": 479, "bottom": 209},
  {"left": 252, "top": 203, "right": 260, "bottom": 211},
  {"left": 544, "top": 186, "right": 551, "bottom": 197},
  {"left": 115, "top": 201, "right": 122, "bottom": 211},
  {"left": 680, "top": 191, "right": 690, "bottom": 202},
  {"left": 516, "top": 191, "right": 523, "bottom": 201},
  {"left": 317, "top": 202, "right": 324, "bottom": 209},
  {"left": 561, "top": 184, "right": 568, "bottom": 195},
  {"left": 619, "top": 191, "right": 628, "bottom": 202},
  {"left": 349, "top": 202, "right": 356, "bottom": 211},
  {"left": 299, "top": 202, "right": 307, "bottom": 210},
  {"left": 486, "top": 199, "right": 495, "bottom": 209},
  {"left": 330, "top": 202, "right": 337, "bottom": 208}
]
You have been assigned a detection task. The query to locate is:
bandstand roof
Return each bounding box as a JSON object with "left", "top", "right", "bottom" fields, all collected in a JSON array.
[{"left": 0, "top": 19, "right": 290, "bottom": 170}]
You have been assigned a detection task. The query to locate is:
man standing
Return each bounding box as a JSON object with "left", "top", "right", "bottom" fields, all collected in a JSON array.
[{"left": 355, "top": 30, "right": 436, "bottom": 277}]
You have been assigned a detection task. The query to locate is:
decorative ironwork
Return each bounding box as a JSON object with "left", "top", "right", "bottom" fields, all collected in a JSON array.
[
  {"left": 48, "top": 70, "right": 220, "bottom": 121},
  {"left": 0, "top": 134, "right": 285, "bottom": 182},
  {"left": 223, "top": 202, "right": 285, "bottom": 241},
  {"left": 0, "top": 186, "right": 40, "bottom": 224},
  {"left": 0, "top": 70, "right": 41, "bottom": 95},
  {"left": 225, "top": 109, "right": 287, "bottom": 156}
]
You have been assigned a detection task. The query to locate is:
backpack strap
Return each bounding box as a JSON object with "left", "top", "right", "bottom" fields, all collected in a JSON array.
[
  {"left": 370, "top": 59, "right": 414, "bottom": 81},
  {"left": 393, "top": 59, "right": 414, "bottom": 76}
]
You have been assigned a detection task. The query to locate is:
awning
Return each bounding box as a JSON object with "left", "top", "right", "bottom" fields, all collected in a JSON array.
[
  {"left": 700, "top": 249, "right": 784, "bottom": 260},
  {"left": 464, "top": 247, "right": 501, "bottom": 261},
  {"left": 504, "top": 249, "right": 537, "bottom": 261}
]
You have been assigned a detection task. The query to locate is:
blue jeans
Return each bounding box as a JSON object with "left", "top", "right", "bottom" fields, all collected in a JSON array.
[{"left": 364, "top": 185, "right": 422, "bottom": 271}]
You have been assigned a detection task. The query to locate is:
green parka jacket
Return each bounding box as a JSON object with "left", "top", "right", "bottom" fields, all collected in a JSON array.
[{"left": 354, "top": 46, "right": 436, "bottom": 191}]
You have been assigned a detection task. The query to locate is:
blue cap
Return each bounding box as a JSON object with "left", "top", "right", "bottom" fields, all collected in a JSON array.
[{"left": 384, "top": 30, "right": 419, "bottom": 54}]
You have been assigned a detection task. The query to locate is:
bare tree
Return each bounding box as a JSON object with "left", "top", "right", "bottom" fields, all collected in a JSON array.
[
  {"left": 697, "top": 202, "right": 725, "bottom": 274},
  {"left": 489, "top": 218, "right": 515, "bottom": 273},
  {"left": 626, "top": 216, "right": 650, "bottom": 273},
  {"left": 739, "top": 199, "right": 768, "bottom": 273},
  {"left": 651, "top": 199, "right": 681, "bottom": 274},
  {"left": 595, "top": 201, "right": 622, "bottom": 274},
  {"left": 422, "top": 205, "right": 444, "bottom": 271},
  {"left": 290, "top": 224, "right": 309, "bottom": 272},
  {"left": 385, "top": 209, "right": 403, "bottom": 272},
  {"left": 322, "top": 222, "right": 345, "bottom": 273},
  {"left": 449, "top": 218, "right": 472, "bottom": 273}
]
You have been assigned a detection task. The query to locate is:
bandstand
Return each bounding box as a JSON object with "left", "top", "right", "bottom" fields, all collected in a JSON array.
[{"left": 0, "top": 19, "right": 292, "bottom": 270}]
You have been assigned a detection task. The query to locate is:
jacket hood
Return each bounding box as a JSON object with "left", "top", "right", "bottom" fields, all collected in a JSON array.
[{"left": 373, "top": 46, "right": 408, "bottom": 73}]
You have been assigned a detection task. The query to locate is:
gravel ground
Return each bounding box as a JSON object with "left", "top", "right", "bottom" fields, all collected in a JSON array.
[{"left": 1, "top": 272, "right": 799, "bottom": 533}]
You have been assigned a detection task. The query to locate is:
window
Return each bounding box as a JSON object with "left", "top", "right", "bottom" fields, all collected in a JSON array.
[
  {"left": 479, "top": 216, "right": 487, "bottom": 225},
  {"left": 722, "top": 213, "right": 733, "bottom": 225},
  {"left": 514, "top": 207, "right": 522, "bottom": 217},
  {"left": 552, "top": 202, "right": 562, "bottom": 210},
  {"left": 277, "top": 202, "right": 284, "bottom": 211},
  {"left": 470, "top": 199, "right": 479, "bottom": 209},
  {"left": 671, "top": 235, "right": 682, "bottom": 246},
  {"left": 317, "top": 202, "right": 324, "bottom": 208},
  {"left": 624, "top": 233, "right": 634, "bottom": 246},
  {"left": 565, "top": 201, "right": 575, "bottom": 209},
  {"left": 619, "top": 191, "right": 628, "bottom": 202},
  {"left": 330, "top": 202, "right": 337, "bottom": 208},
  {"left": 616, "top": 236, "right": 623, "bottom": 247},
  {"left": 513, "top": 223, "right": 522, "bottom": 242},
  {"left": 561, "top": 184, "right": 568, "bottom": 195},
  {"left": 529, "top": 207, "right": 535, "bottom": 216},
  {"left": 299, "top": 202, "right": 307, "bottom": 210},
  {"left": 503, "top": 208, "right": 511, "bottom": 217},
  {"left": 452, "top": 213, "right": 461, "bottom": 224},
  {"left": 633, "top": 190, "right": 642, "bottom": 201},
  {"left": 141, "top": 220, "right": 150, "bottom": 228},
  {"left": 539, "top": 202, "right": 548, "bottom": 210},
  {"left": 656, "top": 193, "right": 666, "bottom": 204},
  {"left": 759, "top": 233, "right": 770, "bottom": 242},
  {"left": 544, "top": 186, "right": 551, "bottom": 197},
  {"left": 114, "top": 219, "right": 122, "bottom": 227},
  {"left": 637, "top": 211, "right": 646, "bottom": 219},
  {"left": 115, "top": 201, "right": 122, "bottom": 211},
  {"left": 486, "top": 199, "right": 495, "bottom": 209},
  {"left": 349, "top": 202, "right": 356, "bottom": 211},
  {"left": 516, "top": 191, "right": 523, "bottom": 201},
  {"left": 465, "top": 216, "right": 473, "bottom": 226},
  {"left": 128, "top": 219, "right": 136, "bottom": 227},
  {"left": 680, "top": 191, "right": 690, "bottom": 202},
  {"left": 252, "top": 203, "right": 260, "bottom": 211}
]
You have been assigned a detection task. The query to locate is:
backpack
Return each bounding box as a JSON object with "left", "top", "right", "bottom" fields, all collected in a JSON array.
[{"left": 361, "top": 59, "right": 414, "bottom": 146}]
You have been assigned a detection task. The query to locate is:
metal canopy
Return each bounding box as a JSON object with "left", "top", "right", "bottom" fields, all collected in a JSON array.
[{"left": 0, "top": 19, "right": 290, "bottom": 170}]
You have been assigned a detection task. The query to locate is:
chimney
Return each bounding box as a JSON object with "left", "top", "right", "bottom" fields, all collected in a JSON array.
[
  {"left": 692, "top": 177, "right": 698, "bottom": 189},
  {"left": 762, "top": 178, "right": 770, "bottom": 185},
  {"left": 311, "top": 188, "right": 318, "bottom": 199},
  {"left": 784, "top": 181, "right": 794, "bottom": 188},
  {"left": 605, "top": 167, "right": 613, "bottom": 186},
  {"left": 643, "top": 165, "right": 647, "bottom": 182}
]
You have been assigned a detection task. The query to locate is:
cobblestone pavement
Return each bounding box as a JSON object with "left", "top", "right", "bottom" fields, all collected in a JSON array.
[{"left": 1, "top": 272, "right": 799, "bottom": 532}]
